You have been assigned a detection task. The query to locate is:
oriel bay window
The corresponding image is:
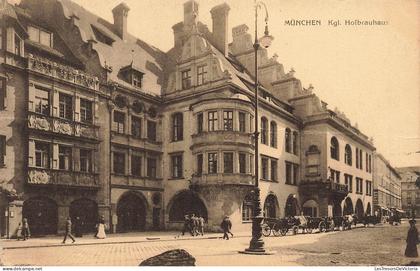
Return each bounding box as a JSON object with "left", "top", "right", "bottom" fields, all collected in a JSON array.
[
  {"left": 113, "top": 111, "right": 125, "bottom": 134},
  {"left": 147, "top": 157, "right": 157, "bottom": 178},
  {"left": 239, "top": 112, "right": 246, "bottom": 132},
  {"left": 239, "top": 153, "right": 246, "bottom": 174},
  {"left": 113, "top": 152, "right": 125, "bottom": 174},
  {"left": 208, "top": 111, "right": 218, "bottom": 131},
  {"left": 131, "top": 155, "right": 142, "bottom": 177},
  {"left": 196, "top": 153, "right": 203, "bottom": 176},
  {"left": 223, "top": 152, "right": 233, "bottom": 173},
  {"left": 131, "top": 116, "right": 142, "bottom": 138},
  {"left": 35, "top": 142, "right": 50, "bottom": 168},
  {"left": 58, "top": 145, "right": 72, "bottom": 170},
  {"left": 171, "top": 154, "right": 183, "bottom": 178},
  {"left": 59, "top": 93, "right": 73, "bottom": 120},
  {"left": 80, "top": 99, "right": 93, "bottom": 123},
  {"left": 172, "top": 113, "right": 183, "bottom": 141},
  {"left": 79, "top": 149, "right": 92, "bottom": 172},
  {"left": 208, "top": 152, "right": 218, "bottom": 174},
  {"left": 197, "top": 113, "right": 203, "bottom": 134},
  {"left": 181, "top": 69, "right": 192, "bottom": 89},
  {"left": 223, "top": 111, "right": 233, "bottom": 131},
  {"left": 34, "top": 86, "right": 50, "bottom": 115}
]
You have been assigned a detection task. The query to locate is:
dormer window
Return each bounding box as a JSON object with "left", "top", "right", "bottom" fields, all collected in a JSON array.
[
  {"left": 132, "top": 73, "right": 142, "bottom": 88},
  {"left": 119, "top": 63, "right": 144, "bottom": 89},
  {"left": 28, "top": 26, "right": 53, "bottom": 48}
]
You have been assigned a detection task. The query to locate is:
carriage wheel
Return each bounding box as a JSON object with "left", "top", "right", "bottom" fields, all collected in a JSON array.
[
  {"left": 262, "top": 224, "right": 271, "bottom": 237},
  {"left": 273, "top": 227, "right": 282, "bottom": 237},
  {"left": 292, "top": 226, "right": 299, "bottom": 235},
  {"left": 306, "top": 227, "right": 313, "bottom": 234},
  {"left": 280, "top": 228, "right": 288, "bottom": 236},
  {"left": 319, "top": 221, "right": 327, "bottom": 233}
]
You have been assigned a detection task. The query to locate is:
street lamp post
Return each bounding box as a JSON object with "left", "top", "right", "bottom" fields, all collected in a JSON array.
[{"left": 240, "top": 0, "right": 274, "bottom": 255}]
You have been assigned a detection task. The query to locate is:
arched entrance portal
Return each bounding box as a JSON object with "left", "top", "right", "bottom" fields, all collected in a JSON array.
[
  {"left": 70, "top": 199, "right": 98, "bottom": 233},
  {"left": 343, "top": 197, "right": 354, "bottom": 215},
  {"left": 23, "top": 197, "right": 58, "bottom": 236},
  {"left": 168, "top": 191, "right": 208, "bottom": 222},
  {"left": 303, "top": 200, "right": 319, "bottom": 217},
  {"left": 117, "top": 192, "right": 147, "bottom": 232},
  {"left": 366, "top": 202, "right": 372, "bottom": 216},
  {"left": 285, "top": 194, "right": 299, "bottom": 217},
  {"left": 264, "top": 194, "right": 279, "bottom": 218},
  {"left": 355, "top": 199, "right": 364, "bottom": 218}
]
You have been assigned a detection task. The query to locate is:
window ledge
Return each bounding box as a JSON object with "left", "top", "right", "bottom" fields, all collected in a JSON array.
[
  {"left": 242, "top": 221, "right": 253, "bottom": 224},
  {"left": 168, "top": 177, "right": 185, "bottom": 181},
  {"left": 261, "top": 179, "right": 279, "bottom": 183}
]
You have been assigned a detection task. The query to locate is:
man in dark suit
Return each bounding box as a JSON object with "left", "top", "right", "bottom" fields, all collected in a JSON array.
[{"left": 62, "top": 217, "right": 76, "bottom": 244}]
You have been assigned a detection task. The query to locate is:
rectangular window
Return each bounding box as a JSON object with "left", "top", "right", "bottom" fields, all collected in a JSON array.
[
  {"left": 270, "top": 159, "right": 277, "bottom": 181},
  {"left": 223, "top": 111, "right": 233, "bottom": 131},
  {"left": 292, "top": 132, "right": 298, "bottom": 155},
  {"left": 147, "top": 158, "right": 157, "bottom": 178},
  {"left": 113, "top": 111, "right": 125, "bottom": 134},
  {"left": 208, "top": 153, "right": 218, "bottom": 174},
  {"left": 0, "top": 135, "right": 5, "bottom": 166},
  {"left": 34, "top": 86, "right": 50, "bottom": 115},
  {"left": 181, "top": 69, "right": 192, "bottom": 89},
  {"left": 171, "top": 154, "right": 183, "bottom": 178},
  {"left": 197, "top": 154, "right": 203, "bottom": 176},
  {"left": 356, "top": 177, "right": 363, "bottom": 194},
  {"left": 131, "top": 116, "right": 142, "bottom": 138},
  {"left": 261, "top": 157, "right": 269, "bottom": 180},
  {"left": 345, "top": 174, "right": 353, "bottom": 193},
  {"left": 132, "top": 73, "right": 142, "bottom": 88},
  {"left": 28, "top": 26, "right": 52, "bottom": 47},
  {"left": 239, "top": 112, "right": 246, "bottom": 133},
  {"left": 197, "top": 113, "right": 203, "bottom": 134},
  {"left": 366, "top": 153, "right": 369, "bottom": 172},
  {"left": 113, "top": 152, "right": 125, "bottom": 174},
  {"left": 293, "top": 164, "right": 299, "bottom": 185},
  {"left": 356, "top": 148, "right": 359, "bottom": 168},
  {"left": 35, "top": 142, "right": 50, "bottom": 168},
  {"left": 369, "top": 155, "right": 372, "bottom": 173},
  {"left": 58, "top": 146, "right": 72, "bottom": 170},
  {"left": 147, "top": 121, "right": 157, "bottom": 141},
  {"left": 80, "top": 149, "right": 92, "bottom": 172},
  {"left": 14, "top": 34, "right": 22, "bottom": 56},
  {"left": 0, "top": 78, "right": 5, "bottom": 110},
  {"left": 359, "top": 149, "right": 363, "bottom": 170},
  {"left": 80, "top": 99, "right": 93, "bottom": 123},
  {"left": 208, "top": 111, "right": 218, "bottom": 131},
  {"left": 131, "top": 155, "right": 142, "bottom": 177},
  {"left": 239, "top": 153, "right": 246, "bottom": 174},
  {"left": 172, "top": 113, "right": 183, "bottom": 141},
  {"left": 223, "top": 152, "right": 233, "bottom": 173},
  {"left": 59, "top": 93, "right": 73, "bottom": 120},
  {"left": 285, "top": 162, "right": 292, "bottom": 185},
  {"left": 197, "top": 65, "right": 207, "bottom": 86}
]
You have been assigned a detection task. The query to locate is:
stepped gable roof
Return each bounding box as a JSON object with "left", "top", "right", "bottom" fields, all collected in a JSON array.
[{"left": 43, "top": 0, "right": 168, "bottom": 96}]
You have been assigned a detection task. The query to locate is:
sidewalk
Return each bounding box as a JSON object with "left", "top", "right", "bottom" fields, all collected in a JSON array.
[{"left": 0, "top": 231, "right": 251, "bottom": 250}]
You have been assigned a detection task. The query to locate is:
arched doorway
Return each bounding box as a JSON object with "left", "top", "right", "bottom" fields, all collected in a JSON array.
[
  {"left": 303, "top": 200, "right": 319, "bottom": 217},
  {"left": 285, "top": 194, "right": 299, "bottom": 217},
  {"left": 264, "top": 194, "right": 279, "bottom": 218},
  {"left": 117, "top": 192, "right": 147, "bottom": 232},
  {"left": 70, "top": 199, "right": 98, "bottom": 233},
  {"left": 333, "top": 202, "right": 342, "bottom": 217},
  {"left": 355, "top": 199, "right": 364, "bottom": 218},
  {"left": 168, "top": 191, "right": 208, "bottom": 222},
  {"left": 366, "top": 202, "right": 372, "bottom": 216},
  {"left": 343, "top": 197, "right": 354, "bottom": 215},
  {"left": 23, "top": 197, "right": 58, "bottom": 236}
]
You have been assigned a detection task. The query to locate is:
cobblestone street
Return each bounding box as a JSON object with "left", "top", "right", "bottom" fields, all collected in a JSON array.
[{"left": 1, "top": 222, "right": 414, "bottom": 266}]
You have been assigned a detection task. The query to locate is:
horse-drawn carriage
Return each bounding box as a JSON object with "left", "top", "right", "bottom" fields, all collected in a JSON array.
[{"left": 262, "top": 217, "right": 300, "bottom": 237}]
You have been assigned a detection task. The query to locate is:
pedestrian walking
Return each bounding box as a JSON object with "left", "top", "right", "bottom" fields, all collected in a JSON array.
[
  {"left": 16, "top": 222, "right": 23, "bottom": 241},
  {"left": 190, "top": 214, "right": 199, "bottom": 236},
  {"left": 62, "top": 217, "right": 76, "bottom": 244},
  {"left": 405, "top": 219, "right": 419, "bottom": 258},
  {"left": 22, "top": 218, "right": 30, "bottom": 241},
  {"left": 198, "top": 215, "right": 205, "bottom": 236},
  {"left": 220, "top": 216, "right": 233, "bottom": 240},
  {"left": 181, "top": 214, "right": 191, "bottom": 236},
  {"left": 96, "top": 215, "right": 106, "bottom": 239},
  {"left": 74, "top": 216, "right": 83, "bottom": 237}
]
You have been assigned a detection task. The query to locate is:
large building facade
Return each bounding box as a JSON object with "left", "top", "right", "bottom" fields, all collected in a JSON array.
[
  {"left": 397, "top": 167, "right": 420, "bottom": 218},
  {"left": 0, "top": 0, "right": 379, "bottom": 237},
  {"left": 373, "top": 153, "right": 402, "bottom": 220}
]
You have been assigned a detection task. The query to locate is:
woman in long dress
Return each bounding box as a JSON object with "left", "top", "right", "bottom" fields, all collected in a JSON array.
[
  {"left": 405, "top": 219, "right": 419, "bottom": 257},
  {"left": 96, "top": 215, "right": 106, "bottom": 239}
]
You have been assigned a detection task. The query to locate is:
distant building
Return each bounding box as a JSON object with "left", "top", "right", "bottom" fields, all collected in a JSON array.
[
  {"left": 0, "top": 0, "right": 380, "bottom": 237},
  {"left": 373, "top": 153, "right": 402, "bottom": 219},
  {"left": 397, "top": 167, "right": 420, "bottom": 218}
]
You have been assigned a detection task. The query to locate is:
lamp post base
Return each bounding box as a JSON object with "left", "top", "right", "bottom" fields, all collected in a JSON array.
[{"left": 238, "top": 248, "right": 276, "bottom": 255}]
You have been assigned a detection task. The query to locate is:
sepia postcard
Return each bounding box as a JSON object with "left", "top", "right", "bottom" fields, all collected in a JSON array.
[{"left": 0, "top": 0, "right": 419, "bottom": 269}]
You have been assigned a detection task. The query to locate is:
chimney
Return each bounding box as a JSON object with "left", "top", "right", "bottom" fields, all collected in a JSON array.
[
  {"left": 183, "top": 0, "right": 199, "bottom": 29},
  {"left": 112, "top": 2, "right": 130, "bottom": 40},
  {"left": 210, "top": 3, "right": 230, "bottom": 56}
]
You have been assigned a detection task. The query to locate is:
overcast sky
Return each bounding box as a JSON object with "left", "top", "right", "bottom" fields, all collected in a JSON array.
[{"left": 14, "top": 0, "right": 419, "bottom": 168}]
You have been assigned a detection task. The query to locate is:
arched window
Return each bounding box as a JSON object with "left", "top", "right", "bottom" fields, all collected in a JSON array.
[
  {"left": 261, "top": 117, "right": 268, "bottom": 145},
  {"left": 242, "top": 194, "right": 254, "bottom": 222},
  {"left": 345, "top": 144, "right": 352, "bottom": 165},
  {"left": 285, "top": 128, "right": 291, "bottom": 153},
  {"left": 172, "top": 112, "right": 183, "bottom": 141},
  {"left": 270, "top": 121, "right": 277, "bottom": 147},
  {"left": 292, "top": 131, "right": 298, "bottom": 155},
  {"left": 330, "top": 137, "right": 339, "bottom": 160}
]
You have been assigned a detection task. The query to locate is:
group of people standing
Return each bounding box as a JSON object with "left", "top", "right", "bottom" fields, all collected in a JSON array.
[{"left": 181, "top": 214, "right": 205, "bottom": 237}]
